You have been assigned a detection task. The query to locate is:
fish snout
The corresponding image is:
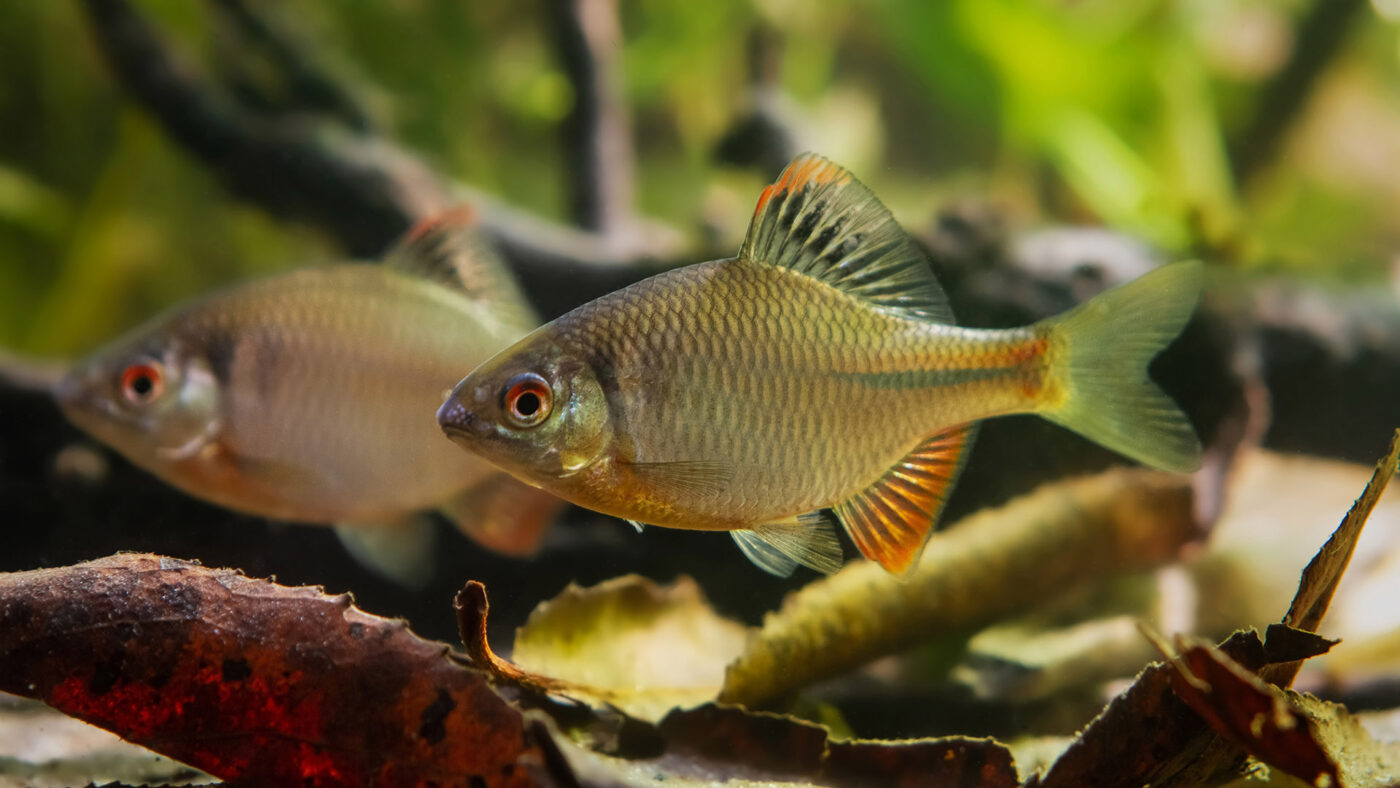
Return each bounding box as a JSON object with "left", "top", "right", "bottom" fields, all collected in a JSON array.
[
  {"left": 437, "top": 397, "right": 482, "bottom": 442},
  {"left": 53, "top": 369, "right": 91, "bottom": 414}
]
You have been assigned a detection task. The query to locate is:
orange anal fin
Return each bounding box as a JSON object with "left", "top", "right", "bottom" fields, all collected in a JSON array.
[
  {"left": 442, "top": 473, "right": 567, "bottom": 556},
  {"left": 835, "top": 424, "right": 977, "bottom": 575}
]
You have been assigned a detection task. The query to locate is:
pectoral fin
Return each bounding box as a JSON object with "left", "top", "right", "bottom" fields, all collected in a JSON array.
[
  {"left": 622, "top": 460, "right": 734, "bottom": 497},
  {"left": 834, "top": 424, "right": 977, "bottom": 576},
  {"left": 335, "top": 516, "right": 437, "bottom": 588},
  {"left": 731, "top": 513, "right": 844, "bottom": 577},
  {"left": 440, "top": 473, "right": 567, "bottom": 556}
]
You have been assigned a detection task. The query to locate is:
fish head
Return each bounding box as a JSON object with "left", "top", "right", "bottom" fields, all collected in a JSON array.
[
  {"left": 438, "top": 333, "right": 611, "bottom": 485},
  {"left": 55, "top": 328, "right": 222, "bottom": 469}
]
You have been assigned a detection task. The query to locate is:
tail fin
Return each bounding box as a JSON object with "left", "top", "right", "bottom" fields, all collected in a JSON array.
[{"left": 1039, "top": 260, "right": 1203, "bottom": 473}]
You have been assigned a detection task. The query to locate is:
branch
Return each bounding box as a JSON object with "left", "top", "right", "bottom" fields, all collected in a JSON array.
[
  {"left": 1229, "top": 0, "right": 1367, "bottom": 184},
  {"left": 79, "top": 0, "right": 686, "bottom": 281},
  {"left": 548, "top": 0, "right": 635, "bottom": 234},
  {"left": 206, "top": 0, "right": 375, "bottom": 132}
]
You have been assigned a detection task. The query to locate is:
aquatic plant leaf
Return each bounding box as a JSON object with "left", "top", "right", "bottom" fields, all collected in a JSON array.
[
  {"left": 721, "top": 468, "right": 1201, "bottom": 706},
  {"left": 0, "top": 554, "right": 546, "bottom": 787},
  {"left": 1161, "top": 637, "right": 1339, "bottom": 787}
]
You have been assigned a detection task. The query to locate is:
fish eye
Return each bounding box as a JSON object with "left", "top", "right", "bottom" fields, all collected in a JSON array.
[
  {"left": 502, "top": 372, "right": 552, "bottom": 428},
  {"left": 120, "top": 361, "right": 166, "bottom": 405}
]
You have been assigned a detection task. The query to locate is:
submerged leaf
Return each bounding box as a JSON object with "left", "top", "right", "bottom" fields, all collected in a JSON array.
[
  {"left": 511, "top": 575, "right": 748, "bottom": 722},
  {"left": 0, "top": 554, "right": 546, "bottom": 787},
  {"left": 1035, "top": 430, "right": 1400, "bottom": 787},
  {"left": 457, "top": 579, "right": 1021, "bottom": 786},
  {"left": 1160, "top": 637, "right": 1339, "bottom": 787},
  {"left": 1262, "top": 429, "right": 1400, "bottom": 688}
]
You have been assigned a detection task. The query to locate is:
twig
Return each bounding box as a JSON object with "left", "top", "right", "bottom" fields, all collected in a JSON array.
[
  {"left": 79, "top": 0, "right": 686, "bottom": 275},
  {"left": 1229, "top": 0, "right": 1367, "bottom": 184},
  {"left": 80, "top": 0, "right": 444, "bottom": 257},
  {"left": 548, "top": 0, "right": 635, "bottom": 234},
  {"left": 207, "top": 0, "right": 374, "bottom": 132}
]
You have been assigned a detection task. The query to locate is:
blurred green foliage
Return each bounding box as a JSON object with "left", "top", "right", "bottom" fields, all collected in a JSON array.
[{"left": 2, "top": 0, "right": 1398, "bottom": 357}]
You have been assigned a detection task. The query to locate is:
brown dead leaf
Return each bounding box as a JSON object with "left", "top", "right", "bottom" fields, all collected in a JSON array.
[
  {"left": 722, "top": 469, "right": 1200, "bottom": 707},
  {"left": 0, "top": 554, "right": 547, "bottom": 787},
  {"left": 1262, "top": 428, "right": 1400, "bottom": 687},
  {"left": 1034, "top": 430, "right": 1400, "bottom": 787},
  {"left": 568, "top": 704, "right": 1020, "bottom": 787},
  {"left": 457, "top": 579, "right": 1021, "bottom": 787},
  {"left": 1160, "top": 637, "right": 1339, "bottom": 787}
]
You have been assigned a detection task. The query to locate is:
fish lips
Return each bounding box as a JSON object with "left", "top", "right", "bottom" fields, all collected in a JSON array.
[{"left": 436, "top": 394, "right": 488, "bottom": 449}]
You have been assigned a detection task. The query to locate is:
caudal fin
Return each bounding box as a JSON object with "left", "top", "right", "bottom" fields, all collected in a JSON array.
[{"left": 1039, "top": 260, "right": 1203, "bottom": 473}]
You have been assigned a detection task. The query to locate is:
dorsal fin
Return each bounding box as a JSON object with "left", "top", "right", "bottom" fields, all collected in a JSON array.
[
  {"left": 383, "top": 206, "right": 537, "bottom": 325},
  {"left": 834, "top": 423, "right": 977, "bottom": 575},
  {"left": 739, "top": 153, "right": 954, "bottom": 323}
]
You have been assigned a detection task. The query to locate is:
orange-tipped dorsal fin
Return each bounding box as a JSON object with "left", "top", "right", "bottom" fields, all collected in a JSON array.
[
  {"left": 739, "top": 153, "right": 955, "bottom": 324},
  {"left": 383, "top": 206, "right": 537, "bottom": 327},
  {"left": 834, "top": 424, "right": 977, "bottom": 575}
]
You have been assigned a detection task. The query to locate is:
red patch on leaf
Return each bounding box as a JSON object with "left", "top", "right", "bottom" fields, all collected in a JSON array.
[{"left": 0, "top": 554, "right": 545, "bottom": 787}]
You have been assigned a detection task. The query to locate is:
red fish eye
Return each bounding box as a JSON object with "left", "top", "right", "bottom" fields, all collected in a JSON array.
[
  {"left": 120, "top": 362, "right": 165, "bottom": 404},
  {"left": 503, "top": 373, "right": 552, "bottom": 428}
]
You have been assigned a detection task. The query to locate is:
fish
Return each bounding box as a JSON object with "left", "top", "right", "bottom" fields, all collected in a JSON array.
[
  {"left": 436, "top": 154, "right": 1202, "bottom": 577},
  {"left": 54, "top": 209, "right": 562, "bottom": 585}
]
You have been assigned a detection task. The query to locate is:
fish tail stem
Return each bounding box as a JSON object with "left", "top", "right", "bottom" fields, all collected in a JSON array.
[{"left": 1037, "top": 260, "right": 1203, "bottom": 473}]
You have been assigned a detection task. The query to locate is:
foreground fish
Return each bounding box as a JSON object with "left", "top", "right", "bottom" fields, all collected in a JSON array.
[
  {"left": 56, "top": 212, "right": 560, "bottom": 584},
  {"left": 438, "top": 154, "right": 1201, "bottom": 576}
]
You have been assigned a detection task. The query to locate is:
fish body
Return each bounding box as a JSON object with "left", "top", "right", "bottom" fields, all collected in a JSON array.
[
  {"left": 438, "top": 155, "right": 1202, "bottom": 576},
  {"left": 56, "top": 214, "right": 560, "bottom": 582}
]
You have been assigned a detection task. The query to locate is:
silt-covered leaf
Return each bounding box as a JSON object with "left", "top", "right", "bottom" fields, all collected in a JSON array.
[{"left": 511, "top": 575, "right": 748, "bottom": 722}]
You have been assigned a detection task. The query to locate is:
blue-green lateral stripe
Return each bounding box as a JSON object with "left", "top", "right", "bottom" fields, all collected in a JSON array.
[{"left": 833, "top": 366, "right": 1011, "bottom": 391}]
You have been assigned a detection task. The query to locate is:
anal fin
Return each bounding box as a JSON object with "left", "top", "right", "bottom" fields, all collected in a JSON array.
[
  {"left": 441, "top": 472, "right": 567, "bottom": 556},
  {"left": 335, "top": 516, "right": 437, "bottom": 588},
  {"left": 834, "top": 424, "right": 977, "bottom": 576},
  {"left": 731, "top": 512, "right": 844, "bottom": 577}
]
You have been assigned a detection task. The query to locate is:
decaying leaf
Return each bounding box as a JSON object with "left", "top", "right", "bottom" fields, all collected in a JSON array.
[
  {"left": 1160, "top": 637, "right": 1339, "bottom": 787},
  {"left": 456, "top": 576, "right": 747, "bottom": 722},
  {"left": 1261, "top": 429, "right": 1400, "bottom": 688},
  {"left": 721, "top": 468, "right": 1200, "bottom": 706},
  {"left": 0, "top": 692, "right": 211, "bottom": 786},
  {"left": 545, "top": 703, "right": 1020, "bottom": 788},
  {"left": 458, "top": 578, "right": 1022, "bottom": 787},
  {"left": 1032, "top": 429, "right": 1400, "bottom": 787},
  {"left": 510, "top": 575, "right": 747, "bottom": 722},
  {"left": 1027, "top": 629, "right": 1329, "bottom": 788},
  {"left": 0, "top": 554, "right": 547, "bottom": 787}
]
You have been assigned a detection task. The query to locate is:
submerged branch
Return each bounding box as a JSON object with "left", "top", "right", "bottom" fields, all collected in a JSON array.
[
  {"left": 79, "top": 0, "right": 686, "bottom": 271},
  {"left": 548, "top": 0, "right": 635, "bottom": 234},
  {"left": 1228, "top": 0, "right": 1367, "bottom": 184},
  {"left": 719, "top": 469, "right": 1202, "bottom": 707}
]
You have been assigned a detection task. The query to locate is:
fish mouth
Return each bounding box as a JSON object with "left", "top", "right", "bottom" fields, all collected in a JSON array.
[{"left": 436, "top": 399, "right": 481, "bottom": 444}]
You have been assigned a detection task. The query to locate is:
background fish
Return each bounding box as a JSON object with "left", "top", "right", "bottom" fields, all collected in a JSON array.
[
  {"left": 56, "top": 211, "right": 560, "bottom": 584},
  {"left": 437, "top": 154, "right": 1201, "bottom": 577}
]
